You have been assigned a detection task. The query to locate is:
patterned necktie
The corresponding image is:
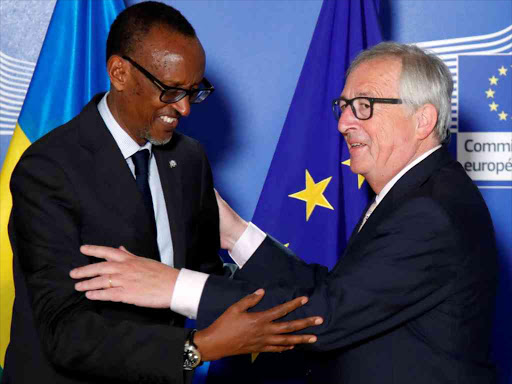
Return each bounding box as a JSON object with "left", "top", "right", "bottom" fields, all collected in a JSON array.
[
  {"left": 132, "top": 149, "right": 157, "bottom": 235},
  {"left": 358, "top": 198, "right": 377, "bottom": 232}
]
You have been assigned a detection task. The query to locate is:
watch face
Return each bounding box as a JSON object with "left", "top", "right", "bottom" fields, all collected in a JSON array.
[{"left": 184, "top": 342, "right": 201, "bottom": 370}]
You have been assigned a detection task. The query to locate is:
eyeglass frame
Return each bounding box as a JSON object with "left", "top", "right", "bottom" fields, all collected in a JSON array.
[
  {"left": 122, "top": 55, "right": 214, "bottom": 104},
  {"left": 332, "top": 96, "right": 403, "bottom": 121}
]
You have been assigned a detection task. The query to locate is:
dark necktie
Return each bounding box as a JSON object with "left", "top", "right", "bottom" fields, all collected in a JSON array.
[{"left": 132, "top": 149, "right": 157, "bottom": 235}]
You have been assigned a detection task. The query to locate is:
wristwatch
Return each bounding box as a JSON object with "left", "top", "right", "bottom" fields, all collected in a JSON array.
[{"left": 183, "top": 329, "right": 202, "bottom": 371}]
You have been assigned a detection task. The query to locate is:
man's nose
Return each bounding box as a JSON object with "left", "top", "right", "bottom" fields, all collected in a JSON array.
[
  {"left": 337, "top": 105, "right": 358, "bottom": 134},
  {"left": 173, "top": 96, "right": 191, "bottom": 117}
]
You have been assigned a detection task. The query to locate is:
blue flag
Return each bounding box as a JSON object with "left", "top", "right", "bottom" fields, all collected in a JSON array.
[
  {"left": 253, "top": 0, "right": 382, "bottom": 268},
  {"left": 204, "top": 1, "right": 382, "bottom": 383},
  {"left": 456, "top": 55, "right": 512, "bottom": 187},
  {"left": 458, "top": 55, "right": 512, "bottom": 133}
]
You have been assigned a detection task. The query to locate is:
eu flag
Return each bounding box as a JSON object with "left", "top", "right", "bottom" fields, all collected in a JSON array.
[
  {"left": 205, "top": 1, "right": 382, "bottom": 382},
  {"left": 253, "top": 0, "right": 382, "bottom": 269},
  {"left": 458, "top": 55, "right": 512, "bottom": 133},
  {"left": 0, "top": 0, "right": 124, "bottom": 377}
]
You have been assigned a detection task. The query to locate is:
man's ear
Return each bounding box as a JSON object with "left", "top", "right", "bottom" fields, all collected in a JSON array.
[
  {"left": 107, "top": 55, "right": 129, "bottom": 91},
  {"left": 414, "top": 103, "right": 438, "bottom": 140}
]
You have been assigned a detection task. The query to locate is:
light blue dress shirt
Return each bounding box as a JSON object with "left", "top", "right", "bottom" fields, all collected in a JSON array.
[{"left": 97, "top": 93, "right": 174, "bottom": 266}]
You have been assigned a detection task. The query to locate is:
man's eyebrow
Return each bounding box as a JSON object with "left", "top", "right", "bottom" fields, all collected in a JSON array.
[
  {"left": 355, "top": 91, "right": 377, "bottom": 97},
  {"left": 161, "top": 79, "right": 201, "bottom": 89}
]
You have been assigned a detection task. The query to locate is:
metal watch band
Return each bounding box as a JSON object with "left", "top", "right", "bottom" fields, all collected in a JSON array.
[{"left": 183, "top": 329, "right": 202, "bottom": 371}]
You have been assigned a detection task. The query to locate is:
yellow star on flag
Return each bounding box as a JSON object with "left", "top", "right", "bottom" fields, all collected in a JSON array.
[
  {"left": 489, "top": 101, "right": 499, "bottom": 112},
  {"left": 341, "top": 159, "right": 365, "bottom": 189},
  {"left": 498, "top": 111, "right": 508, "bottom": 121},
  {"left": 289, "top": 170, "right": 334, "bottom": 221},
  {"left": 485, "top": 88, "right": 495, "bottom": 98},
  {"left": 498, "top": 66, "right": 508, "bottom": 76},
  {"left": 489, "top": 76, "right": 498, "bottom": 85}
]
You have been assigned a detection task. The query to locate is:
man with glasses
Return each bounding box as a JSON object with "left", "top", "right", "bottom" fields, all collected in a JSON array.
[
  {"left": 70, "top": 43, "right": 497, "bottom": 383},
  {"left": 3, "top": 2, "right": 321, "bottom": 384}
]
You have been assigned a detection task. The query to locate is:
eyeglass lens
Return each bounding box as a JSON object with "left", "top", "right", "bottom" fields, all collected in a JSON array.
[
  {"left": 335, "top": 98, "right": 372, "bottom": 120},
  {"left": 161, "top": 88, "right": 212, "bottom": 104}
]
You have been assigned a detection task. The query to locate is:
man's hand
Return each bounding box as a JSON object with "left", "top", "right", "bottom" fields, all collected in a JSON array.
[
  {"left": 195, "top": 289, "right": 323, "bottom": 361},
  {"left": 215, "top": 189, "right": 248, "bottom": 252},
  {"left": 70, "top": 245, "right": 178, "bottom": 308}
]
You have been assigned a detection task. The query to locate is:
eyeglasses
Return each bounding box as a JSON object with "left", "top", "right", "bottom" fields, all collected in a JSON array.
[
  {"left": 332, "top": 97, "right": 402, "bottom": 121},
  {"left": 122, "top": 56, "right": 214, "bottom": 104}
]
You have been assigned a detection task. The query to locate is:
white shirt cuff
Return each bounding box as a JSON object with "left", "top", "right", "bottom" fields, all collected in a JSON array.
[
  {"left": 229, "top": 222, "right": 266, "bottom": 268},
  {"left": 170, "top": 268, "right": 209, "bottom": 320}
]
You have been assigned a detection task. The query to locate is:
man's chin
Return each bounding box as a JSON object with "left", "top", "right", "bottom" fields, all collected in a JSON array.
[
  {"left": 146, "top": 133, "right": 173, "bottom": 146},
  {"left": 349, "top": 161, "right": 369, "bottom": 176}
]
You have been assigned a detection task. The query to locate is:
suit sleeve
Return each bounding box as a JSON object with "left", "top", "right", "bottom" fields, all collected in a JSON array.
[
  {"left": 10, "top": 152, "right": 188, "bottom": 383},
  {"left": 183, "top": 142, "right": 224, "bottom": 276},
  {"left": 197, "top": 197, "right": 458, "bottom": 352}
]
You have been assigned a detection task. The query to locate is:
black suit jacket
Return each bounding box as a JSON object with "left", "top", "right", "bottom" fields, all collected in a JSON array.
[
  {"left": 198, "top": 147, "right": 497, "bottom": 384},
  {"left": 3, "top": 94, "right": 223, "bottom": 384}
]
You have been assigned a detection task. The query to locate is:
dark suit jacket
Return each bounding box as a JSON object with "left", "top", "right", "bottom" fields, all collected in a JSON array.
[
  {"left": 198, "top": 147, "right": 497, "bottom": 384},
  {"left": 3, "top": 94, "right": 223, "bottom": 384}
]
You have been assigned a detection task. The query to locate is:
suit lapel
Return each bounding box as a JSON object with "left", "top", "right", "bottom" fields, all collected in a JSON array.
[
  {"left": 154, "top": 144, "right": 186, "bottom": 268},
  {"left": 345, "top": 197, "right": 376, "bottom": 250},
  {"left": 77, "top": 94, "right": 160, "bottom": 259}
]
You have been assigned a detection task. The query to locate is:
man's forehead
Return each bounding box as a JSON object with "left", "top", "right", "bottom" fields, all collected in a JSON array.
[
  {"left": 137, "top": 26, "right": 193, "bottom": 56},
  {"left": 132, "top": 27, "right": 205, "bottom": 83},
  {"left": 342, "top": 57, "right": 401, "bottom": 96}
]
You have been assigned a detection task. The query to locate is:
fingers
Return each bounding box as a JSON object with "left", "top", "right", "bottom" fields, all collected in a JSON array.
[
  {"left": 70, "top": 261, "right": 119, "bottom": 279},
  {"left": 264, "top": 333, "right": 318, "bottom": 346},
  {"left": 118, "top": 245, "right": 136, "bottom": 256},
  {"left": 260, "top": 345, "right": 294, "bottom": 353},
  {"left": 85, "top": 287, "right": 125, "bottom": 302},
  {"left": 80, "top": 245, "right": 130, "bottom": 262},
  {"left": 270, "top": 316, "right": 323, "bottom": 334},
  {"left": 260, "top": 296, "right": 309, "bottom": 321},
  {"left": 230, "top": 289, "right": 265, "bottom": 312},
  {"left": 71, "top": 245, "right": 133, "bottom": 279},
  {"left": 75, "top": 274, "right": 117, "bottom": 291}
]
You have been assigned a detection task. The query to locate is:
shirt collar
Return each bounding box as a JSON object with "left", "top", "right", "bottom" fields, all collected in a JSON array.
[
  {"left": 375, "top": 145, "right": 442, "bottom": 205},
  {"left": 97, "top": 92, "right": 152, "bottom": 159}
]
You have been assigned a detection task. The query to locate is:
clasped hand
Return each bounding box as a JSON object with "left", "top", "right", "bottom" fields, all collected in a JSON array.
[{"left": 70, "top": 245, "right": 322, "bottom": 360}]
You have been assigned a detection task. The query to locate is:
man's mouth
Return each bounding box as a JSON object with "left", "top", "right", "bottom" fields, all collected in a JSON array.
[
  {"left": 350, "top": 142, "right": 365, "bottom": 148},
  {"left": 159, "top": 116, "right": 177, "bottom": 125}
]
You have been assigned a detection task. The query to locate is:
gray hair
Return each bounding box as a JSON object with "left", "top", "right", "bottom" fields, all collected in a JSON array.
[{"left": 347, "top": 42, "right": 453, "bottom": 143}]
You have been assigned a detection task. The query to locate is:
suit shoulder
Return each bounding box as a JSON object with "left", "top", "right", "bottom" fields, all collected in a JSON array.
[
  {"left": 22, "top": 116, "right": 81, "bottom": 160},
  {"left": 428, "top": 160, "right": 490, "bottom": 217},
  {"left": 420, "top": 160, "right": 495, "bottom": 254},
  {"left": 20, "top": 94, "right": 103, "bottom": 161},
  {"left": 386, "top": 196, "right": 452, "bottom": 234}
]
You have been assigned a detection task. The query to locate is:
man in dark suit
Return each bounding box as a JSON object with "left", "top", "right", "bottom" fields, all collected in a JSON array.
[
  {"left": 71, "top": 42, "right": 498, "bottom": 383},
  {"left": 2, "top": 2, "right": 319, "bottom": 384}
]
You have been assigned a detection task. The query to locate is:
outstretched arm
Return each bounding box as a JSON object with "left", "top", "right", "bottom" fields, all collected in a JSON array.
[
  {"left": 198, "top": 197, "right": 461, "bottom": 352},
  {"left": 71, "top": 245, "right": 323, "bottom": 359}
]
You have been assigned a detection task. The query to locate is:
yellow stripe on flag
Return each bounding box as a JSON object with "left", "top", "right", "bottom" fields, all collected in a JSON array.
[{"left": 0, "top": 124, "right": 31, "bottom": 366}]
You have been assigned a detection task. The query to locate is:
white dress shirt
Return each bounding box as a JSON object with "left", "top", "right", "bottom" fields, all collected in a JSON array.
[
  {"left": 97, "top": 93, "right": 174, "bottom": 266},
  {"left": 171, "top": 146, "right": 443, "bottom": 319}
]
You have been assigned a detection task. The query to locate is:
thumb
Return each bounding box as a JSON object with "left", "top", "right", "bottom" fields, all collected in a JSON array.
[{"left": 118, "top": 245, "right": 135, "bottom": 257}]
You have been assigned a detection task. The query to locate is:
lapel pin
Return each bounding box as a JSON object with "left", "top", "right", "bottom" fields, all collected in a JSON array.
[{"left": 169, "top": 160, "right": 177, "bottom": 168}]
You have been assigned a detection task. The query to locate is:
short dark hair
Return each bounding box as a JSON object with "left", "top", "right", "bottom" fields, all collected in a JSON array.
[{"left": 106, "top": 1, "right": 196, "bottom": 62}]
